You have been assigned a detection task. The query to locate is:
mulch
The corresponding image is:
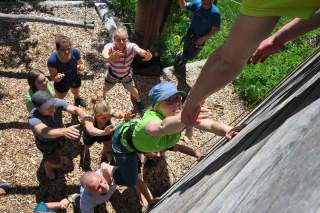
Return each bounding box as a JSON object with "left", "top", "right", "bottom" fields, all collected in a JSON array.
[{"left": 0, "top": 3, "right": 248, "bottom": 213}]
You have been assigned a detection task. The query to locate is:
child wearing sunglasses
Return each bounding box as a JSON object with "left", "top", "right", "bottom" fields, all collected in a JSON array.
[
  {"left": 102, "top": 25, "right": 152, "bottom": 114},
  {"left": 105, "top": 81, "right": 240, "bottom": 208}
]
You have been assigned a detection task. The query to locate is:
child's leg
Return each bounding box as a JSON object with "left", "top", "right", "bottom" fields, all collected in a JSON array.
[
  {"left": 135, "top": 175, "right": 154, "bottom": 208},
  {"left": 103, "top": 81, "right": 115, "bottom": 99},
  {"left": 101, "top": 140, "right": 112, "bottom": 162},
  {"left": 125, "top": 83, "right": 144, "bottom": 113},
  {"left": 196, "top": 119, "right": 233, "bottom": 137},
  {"left": 127, "top": 86, "right": 141, "bottom": 102},
  {"left": 173, "top": 144, "right": 203, "bottom": 160}
]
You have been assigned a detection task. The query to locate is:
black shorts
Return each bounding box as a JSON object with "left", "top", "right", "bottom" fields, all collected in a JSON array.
[
  {"left": 36, "top": 138, "right": 64, "bottom": 164},
  {"left": 54, "top": 75, "right": 81, "bottom": 93},
  {"left": 82, "top": 131, "right": 113, "bottom": 146}
]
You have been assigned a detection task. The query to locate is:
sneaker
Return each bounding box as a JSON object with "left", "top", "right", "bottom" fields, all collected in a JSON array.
[
  {"left": 137, "top": 101, "right": 145, "bottom": 114},
  {"left": 74, "top": 97, "right": 87, "bottom": 107}
]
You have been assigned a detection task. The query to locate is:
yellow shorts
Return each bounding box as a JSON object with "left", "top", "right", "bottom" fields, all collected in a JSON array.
[{"left": 240, "top": 0, "right": 320, "bottom": 19}]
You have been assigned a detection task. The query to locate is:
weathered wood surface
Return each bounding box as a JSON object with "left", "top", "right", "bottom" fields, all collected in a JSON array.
[
  {"left": 151, "top": 50, "right": 320, "bottom": 213},
  {"left": 0, "top": 12, "right": 94, "bottom": 29},
  {"left": 37, "top": 1, "right": 85, "bottom": 7},
  {"left": 94, "top": 2, "right": 117, "bottom": 36}
]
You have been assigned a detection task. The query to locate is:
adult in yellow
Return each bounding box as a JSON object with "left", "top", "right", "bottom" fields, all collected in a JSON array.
[{"left": 181, "top": 0, "right": 320, "bottom": 126}]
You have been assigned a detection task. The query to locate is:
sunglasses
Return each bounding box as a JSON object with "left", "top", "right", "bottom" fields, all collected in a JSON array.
[
  {"left": 96, "top": 113, "right": 109, "bottom": 119},
  {"left": 114, "top": 38, "right": 128, "bottom": 43},
  {"left": 59, "top": 47, "right": 71, "bottom": 53}
]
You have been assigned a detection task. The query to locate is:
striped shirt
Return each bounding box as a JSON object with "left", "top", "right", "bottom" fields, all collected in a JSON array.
[{"left": 104, "top": 42, "right": 139, "bottom": 78}]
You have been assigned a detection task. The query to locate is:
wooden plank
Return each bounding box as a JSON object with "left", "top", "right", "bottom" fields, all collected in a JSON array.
[
  {"left": 151, "top": 51, "right": 320, "bottom": 213},
  {"left": 0, "top": 12, "right": 94, "bottom": 29}
]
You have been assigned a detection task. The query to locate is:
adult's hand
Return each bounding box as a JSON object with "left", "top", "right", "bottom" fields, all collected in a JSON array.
[
  {"left": 181, "top": 99, "right": 202, "bottom": 126},
  {"left": 249, "top": 35, "right": 283, "bottom": 64},
  {"left": 63, "top": 124, "right": 80, "bottom": 140}
]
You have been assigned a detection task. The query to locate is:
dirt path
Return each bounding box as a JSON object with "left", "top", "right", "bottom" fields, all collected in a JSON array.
[{"left": 0, "top": 3, "right": 247, "bottom": 213}]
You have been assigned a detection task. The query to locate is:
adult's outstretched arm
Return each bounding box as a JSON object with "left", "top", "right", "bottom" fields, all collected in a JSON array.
[
  {"left": 181, "top": 15, "right": 279, "bottom": 126},
  {"left": 250, "top": 9, "right": 320, "bottom": 64}
]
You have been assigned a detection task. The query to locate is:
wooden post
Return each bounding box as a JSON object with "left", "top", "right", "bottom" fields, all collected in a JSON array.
[{"left": 133, "top": 0, "right": 173, "bottom": 76}]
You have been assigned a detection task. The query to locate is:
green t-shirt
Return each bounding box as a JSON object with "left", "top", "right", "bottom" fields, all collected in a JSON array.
[
  {"left": 121, "top": 110, "right": 181, "bottom": 153},
  {"left": 26, "top": 82, "right": 55, "bottom": 110},
  {"left": 241, "top": 0, "right": 320, "bottom": 19}
]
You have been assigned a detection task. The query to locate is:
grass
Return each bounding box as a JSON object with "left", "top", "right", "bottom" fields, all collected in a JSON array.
[{"left": 112, "top": 0, "right": 320, "bottom": 106}]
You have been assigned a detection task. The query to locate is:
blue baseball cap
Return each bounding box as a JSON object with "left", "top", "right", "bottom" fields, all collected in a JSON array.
[{"left": 148, "top": 82, "right": 186, "bottom": 105}]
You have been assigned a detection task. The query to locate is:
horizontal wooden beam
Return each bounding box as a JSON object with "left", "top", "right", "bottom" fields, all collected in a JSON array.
[{"left": 0, "top": 12, "right": 94, "bottom": 29}]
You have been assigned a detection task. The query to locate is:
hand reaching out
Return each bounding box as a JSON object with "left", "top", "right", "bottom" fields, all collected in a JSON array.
[
  {"left": 104, "top": 124, "right": 115, "bottom": 135},
  {"left": 53, "top": 73, "right": 65, "bottom": 83},
  {"left": 249, "top": 36, "right": 284, "bottom": 64},
  {"left": 141, "top": 50, "right": 152, "bottom": 61},
  {"left": 109, "top": 50, "right": 125, "bottom": 62},
  {"left": 63, "top": 124, "right": 80, "bottom": 140},
  {"left": 77, "top": 63, "right": 85, "bottom": 73}
]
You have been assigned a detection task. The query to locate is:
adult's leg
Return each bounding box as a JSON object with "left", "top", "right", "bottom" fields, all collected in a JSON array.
[
  {"left": 70, "top": 87, "right": 80, "bottom": 99},
  {"left": 182, "top": 15, "right": 280, "bottom": 125},
  {"left": 44, "top": 160, "right": 63, "bottom": 179},
  {"left": 55, "top": 90, "right": 68, "bottom": 99},
  {"left": 54, "top": 82, "right": 69, "bottom": 99},
  {"left": 181, "top": 35, "right": 201, "bottom": 63},
  {"left": 135, "top": 175, "right": 154, "bottom": 208}
]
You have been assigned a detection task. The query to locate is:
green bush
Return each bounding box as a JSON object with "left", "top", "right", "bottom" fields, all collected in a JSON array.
[{"left": 112, "top": 0, "right": 319, "bottom": 106}]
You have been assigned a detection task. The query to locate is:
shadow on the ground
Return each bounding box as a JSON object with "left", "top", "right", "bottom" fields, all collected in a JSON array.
[
  {"left": 0, "top": 22, "right": 35, "bottom": 70},
  {"left": 0, "top": 121, "right": 29, "bottom": 130},
  {"left": 143, "top": 158, "right": 172, "bottom": 198}
]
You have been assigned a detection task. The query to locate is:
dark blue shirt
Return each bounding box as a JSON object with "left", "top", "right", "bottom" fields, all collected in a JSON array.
[
  {"left": 28, "top": 99, "right": 68, "bottom": 143},
  {"left": 47, "top": 48, "right": 81, "bottom": 81},
  {"left": 186, "top": 0, "right": 221, "bottom": 36}
]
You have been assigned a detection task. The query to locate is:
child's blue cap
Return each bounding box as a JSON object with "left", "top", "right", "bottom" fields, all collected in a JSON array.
[{"left": 148, "top": 82, "right": 186, "bottom": 105}]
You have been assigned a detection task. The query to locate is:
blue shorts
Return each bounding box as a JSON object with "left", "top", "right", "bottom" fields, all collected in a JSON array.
[{"left": 54, "top": 75, "right": 81, "bottom": 93}]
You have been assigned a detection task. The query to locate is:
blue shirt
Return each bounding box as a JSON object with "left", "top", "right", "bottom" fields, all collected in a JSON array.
[
  {"left": 186, "top": 0, "right": 221, "bottom": 36},
  {"left": 47, "top": 48, "right": 81, "bottom": 81}
]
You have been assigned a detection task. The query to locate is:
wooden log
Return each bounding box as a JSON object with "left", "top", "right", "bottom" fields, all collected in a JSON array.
[
  {"left": 94, "top": 2, "right": 117, "bottom": 36},
  {"left": 37, "top": 1, "right": 86, "bottom": 7},
  {"left": 0, "top": 12, "right": 94, "bottom": 29}
]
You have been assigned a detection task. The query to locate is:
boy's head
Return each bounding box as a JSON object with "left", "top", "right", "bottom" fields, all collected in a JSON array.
[
  {"left": 202, "top": 0, "right": 212, "bottom": 8},
  {"left": 55, "top": 35, "right": 72, "bottom": 60}
]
